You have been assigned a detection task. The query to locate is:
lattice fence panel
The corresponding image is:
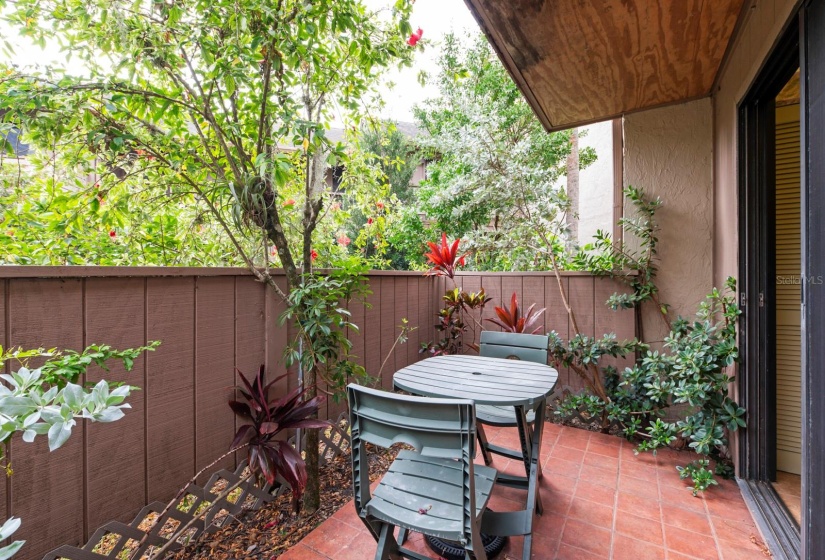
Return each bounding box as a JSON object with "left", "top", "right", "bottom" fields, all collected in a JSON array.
[
  {"left": 44, "top": 415, "right": 353, "bottom": 560},
  {"left": 272, "top": 412, "right": 351, "bottom": 499}
]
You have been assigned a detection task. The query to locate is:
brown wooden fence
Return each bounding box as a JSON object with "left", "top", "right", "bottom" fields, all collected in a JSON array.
[{"left": 0, "top": 267, "right": 633, "bottom": 559}]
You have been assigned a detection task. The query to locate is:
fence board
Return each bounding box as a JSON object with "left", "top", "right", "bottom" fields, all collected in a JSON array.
[
  {"left": 379, "top": 277, "right": 395, "bottom": 391},
  {"left": 145, "top": 277, "right": 196, "bottom": 503},
  {"left": 392, "top": 275, "right": 408, "bottom": 371},
  {"left": 9, "top": 279, "right": 84, "bottom": 558},
  {"left": 594, "top": 278, "right": 637, "bottom": 374},
  {"left": 460, "top": 275, "right": 483, "bottom": 353},
  {"left": 0, "top": 280, "right": 7, "bottom": 525},
  {"left": 364, "top": 278, "right": 381, "bottom": 384},
  {"left": 500, "top": 276, "right": 523, "bottom": 322},
  {"left": 84, "top": 278, "right": 147, "bottom": 532},
  {"left": 480, "top": 275, "right": 502, "bottom": 328},
  {"left": 195, "top": 277, "right": 236, "bottom": 478},
  {"left": 545, "top": 276, "right": 571, "bottom": 390}
]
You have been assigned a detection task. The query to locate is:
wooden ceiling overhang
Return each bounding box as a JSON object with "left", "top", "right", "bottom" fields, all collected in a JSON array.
[{"left": 464, "top": 0, "right": 747, "bottom": 131}]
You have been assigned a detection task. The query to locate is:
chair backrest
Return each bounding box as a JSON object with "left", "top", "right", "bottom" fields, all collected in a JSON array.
[
  {"left": 347, "top": 384, "right": 476, "bottom": 459},
  {"left": 479, "top": 331, "right": 549, "bottom": 363},
  {"left": 347, "top": 384, "right": 478, "bottom": 538}
]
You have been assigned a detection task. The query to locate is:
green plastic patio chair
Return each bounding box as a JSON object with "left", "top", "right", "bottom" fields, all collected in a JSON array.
[
  {"left": 475, "top": 331, "right": 550, "bottom": 467},
  {"left": 347, "top": 384, "right": 498, "bottom": 560}
]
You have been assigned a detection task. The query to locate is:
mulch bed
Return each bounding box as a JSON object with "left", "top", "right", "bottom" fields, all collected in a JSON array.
[{"left": 166, "top": 444, "right": 397, "bottom": 560}]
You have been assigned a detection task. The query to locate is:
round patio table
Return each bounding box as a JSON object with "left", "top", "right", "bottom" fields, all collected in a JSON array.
[{"left": 393, "top": 354, "right": 558, "bottom": 560}]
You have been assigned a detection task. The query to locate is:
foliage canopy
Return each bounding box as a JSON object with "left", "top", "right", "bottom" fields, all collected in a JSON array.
[{"left": 388, "top": 33, "right": 596, "bottom": 271}]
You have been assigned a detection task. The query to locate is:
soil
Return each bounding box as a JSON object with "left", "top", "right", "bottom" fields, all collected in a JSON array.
[{"left": 166, "top": 444, "right": 397, "bottom": 560}]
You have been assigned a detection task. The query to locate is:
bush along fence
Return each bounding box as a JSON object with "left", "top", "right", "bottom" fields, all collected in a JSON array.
[{"left": 0, "top": 266, "right": 633, "bottom": 559}]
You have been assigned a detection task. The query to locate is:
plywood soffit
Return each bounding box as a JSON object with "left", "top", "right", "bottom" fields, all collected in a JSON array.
[{"left": 464, "top": 0, "right": 746, "bottom": 131}]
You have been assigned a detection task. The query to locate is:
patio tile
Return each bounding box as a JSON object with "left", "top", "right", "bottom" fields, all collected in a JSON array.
[
  {"left": 583, "top": 451, "right": 621, "bottom": 472},
  {"left": 614, "top": 510, "right": 664, "bottom": 545},
  {"left": 664, "top": 524, "right": 720, "bottom": 559},
  {"left": 659, "top": 486, "right": 707, "bottom": 513},
  {"left": 532, "top": 511, "right": 568, "bottom": 541},
  {"left": 300, "top": 517, "right": 362, "bottom": 557},
  {"left": 588, "top": 431, "right": 619, "bottom": 445},
  {"left": 544, "top": 457, "right": 583, "bottom": 477},
  {"left": 542, "top": 472, "right": 579, "bottom": 497},
  {"left": 573, "top": 479, "right": 617, "bottom": 507},
  {"left": 560, "top": 518, "right": 612, "bottom": 556},
  {"left": 551, "top": 444, "right": 587, "bottom": 462},
  {"left": 567, "top": 497, "right": 614, "bottom": 528},
  {"left": 557, "top": 432, "right": 591, "bottom": 451},
  {"left": 611, "top": 534, "right": 666, "bottom": 560},
  {"left": 661, "top": 504, "right": 713, "bottom": 536},
  {"left": 716, "top": 540, "right": 770, "bottom": 559},
  {"left": 555, "top": 542, "right": 608, "bottom": 559},
  {"left": 667, "top": 551, "right": 708, "bottom": 560},
  {"left": 278, "top": 544, "right": 328, "bottom": 559},
  {"left": 619, "top": 458, "right": 659, "bottom": 479},
  {"left": 579, "top": 464, "right": 619, "bottom": 485},
  {"left": 529, "top": 534, "right": 560, "bottom": 558},
  {"left": 616, "top": 492, "right": 662, "bottom": 521},
  {"left": 330, "top": 503, "right": 364, "bottom": 530},
  {"left": 281, "top": 422, "right": 765, "bottom": 560},
  {"left": 587, "top": 441, "right": 622, "bottom": 458},
  {"left": 710, "top": 515, "right": 761, "bottom": 544},
  {"left": 617, "top": 473, "right": 658, "bottom": 495}
]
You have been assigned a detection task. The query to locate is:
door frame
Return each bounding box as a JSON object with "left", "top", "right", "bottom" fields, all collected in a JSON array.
[
  {"left": 737, "top": 13, "right": 801, "bottom": 560},
  {"left": 738, "top": 2, "right": 825, "bottom": 558},
  {"left": 800, "top": 1, "right": 825, "bottom": 557}
]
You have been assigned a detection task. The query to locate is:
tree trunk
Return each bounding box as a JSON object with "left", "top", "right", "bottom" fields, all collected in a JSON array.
[
  {"left": 565, "top": 128, "right": 580, "bottom": 251},
  {"left": 303, "top": 365, "right": 320, "bottom": 513},
  {"left": 300, "top": 143, "right": 327, "bottom": 515}
]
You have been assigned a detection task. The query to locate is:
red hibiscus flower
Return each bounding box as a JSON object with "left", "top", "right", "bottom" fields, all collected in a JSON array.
[
  {"left": 311, "top": 249, "right": 318, "bottom": 261},
  {"left": 283, "top": 198, "right": 296, "bottom": 208},
  {"left": 376, "top": 201, "right": 385, "bottom": 209},
  {"left": 407, "top": 27, "right": 423, "bottom": 47},
  {"left": 336, "top": 234, "right": 351, "bottom": 247},
  {"left": 367, "top": 218, "right": 374, "bottom": 225},
  {"left": 109, "top": 230, "right": 116, "bottom": 238}
]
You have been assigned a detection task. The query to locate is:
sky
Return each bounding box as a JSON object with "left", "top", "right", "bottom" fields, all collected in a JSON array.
[
  {"left": 0, "top": 1, "right": 481, "bottom": 124},
  {"left": 365, "top": 0, "right": 480, "bottom": 122}
]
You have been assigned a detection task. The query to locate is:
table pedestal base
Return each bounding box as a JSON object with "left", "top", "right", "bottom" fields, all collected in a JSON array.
[{"left": 424, "top": 532, "right": 507, "bottom": 560}]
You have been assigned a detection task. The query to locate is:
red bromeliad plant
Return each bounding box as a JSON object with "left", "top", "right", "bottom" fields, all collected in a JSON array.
[
  {"left": 229, "top": 365, "right": 330, "bottom": 503},
  {"left": 422, "top": 233, "right": 489, "bottom": 354},
  {"left": 486, "top": 292, "right": 546, "bottom": 334},
  {"left": 424, "top": 232, "right": 467, "bottom": 279}
]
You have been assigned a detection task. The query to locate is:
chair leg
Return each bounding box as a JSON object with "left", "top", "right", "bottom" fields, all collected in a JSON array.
[
  {"left": 397, "top": 527, "right": 408, "bottom": 545},
  {"left": 464, "top": 527, "right": 488, "bottom": 560},
  {"left": 476, "top": 423, "right": 493, "bottom": 465},
  {"left": 375, "top": 523, "right": 403, "bottom": 560}
]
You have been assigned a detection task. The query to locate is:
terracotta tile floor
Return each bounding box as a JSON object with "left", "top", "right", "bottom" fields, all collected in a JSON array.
[{"left": 280, "top": 424, "right": 769, "bottom": 560}]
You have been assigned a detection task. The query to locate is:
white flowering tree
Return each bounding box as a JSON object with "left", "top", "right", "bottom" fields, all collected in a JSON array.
[{"left": 390, "top": 33, "right": 596, "bottom": 270}]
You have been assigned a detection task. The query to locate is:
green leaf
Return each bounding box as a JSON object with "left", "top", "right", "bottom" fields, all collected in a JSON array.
[{"left": 47, "top": 420, "right": 73, "bottom": 451}]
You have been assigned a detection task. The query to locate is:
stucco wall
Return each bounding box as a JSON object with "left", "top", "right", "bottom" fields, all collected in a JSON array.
[
  {"left": 713, "top": 0, "right": 799, "bottom": 290},
  {"left": 711, "top": 0, "right": 799, "bottom": 478},
  {"left": 623, "top": 99, "right": 714, "bottom": 343}
]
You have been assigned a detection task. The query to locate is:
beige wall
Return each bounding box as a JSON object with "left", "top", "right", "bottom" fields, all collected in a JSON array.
[
  {"left": 623, "top": 99, "right": 714, "bottom": 343},
  {"left": 711, "top": 0, "right": 799, "bottom": 476},
  {"left": 713, "top": 0, "right": 800, "bottom": 289}
]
